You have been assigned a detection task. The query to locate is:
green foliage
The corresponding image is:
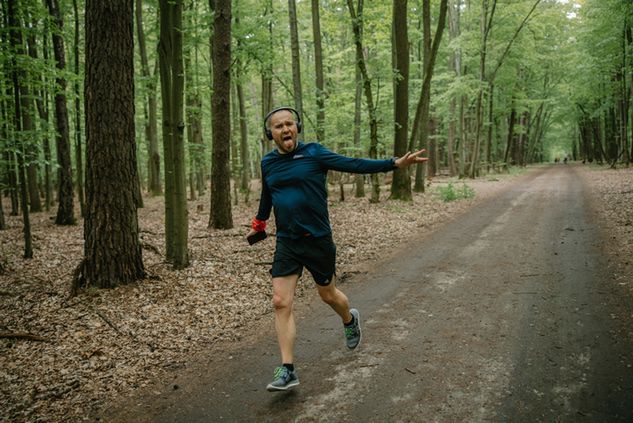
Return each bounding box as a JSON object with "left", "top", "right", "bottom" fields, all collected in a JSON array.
[
  {"left": 5, "top": 0, "right": 631, "bottom": 210},
  {"left": 436, "top": 182, "right": 475, "bottom": 202}
]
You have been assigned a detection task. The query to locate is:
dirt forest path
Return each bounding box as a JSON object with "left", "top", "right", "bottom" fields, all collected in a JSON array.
[{"left": 106, "top": 165, "right": 633, "bottom": 422}]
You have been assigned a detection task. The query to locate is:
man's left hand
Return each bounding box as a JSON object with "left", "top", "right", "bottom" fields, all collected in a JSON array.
[{"left": 394, "top": 149, "right": 429, "bottom": 168}]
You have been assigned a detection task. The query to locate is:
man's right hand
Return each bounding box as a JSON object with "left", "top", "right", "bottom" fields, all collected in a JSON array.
[{"left": 247, "top": 230, "right": 267, "bottom": 245}]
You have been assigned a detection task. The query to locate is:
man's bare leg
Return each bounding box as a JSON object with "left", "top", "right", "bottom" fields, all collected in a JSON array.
[
  {"left": 272, "top": 274, "right": 299, "bottom": 364},
  {"left": 316, "top": 277, "right": 353, "bottom": 324}
]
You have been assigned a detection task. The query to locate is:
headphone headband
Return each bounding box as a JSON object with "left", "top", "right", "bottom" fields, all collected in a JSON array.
[{"left": 263, "top": 107, "right": 302, "bottom": 140}]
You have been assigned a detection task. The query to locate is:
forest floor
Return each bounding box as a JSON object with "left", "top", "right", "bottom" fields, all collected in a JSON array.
[{"left": 0, "top": 163, "right": 631, "bottom": 422}]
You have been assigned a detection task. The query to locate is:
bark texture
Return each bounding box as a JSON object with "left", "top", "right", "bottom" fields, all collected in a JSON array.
[
  {"left": 159, "top": 0, "right": 189, "bottom": 267},
  {"left": 77, "top": 0, "right": 145, "bottom": 290},
  {"left": 390, "top": 0, "right": 411, "bottom": 200},
  {"left": 209, "top": 0, "right": 233, "bottom": 229}
]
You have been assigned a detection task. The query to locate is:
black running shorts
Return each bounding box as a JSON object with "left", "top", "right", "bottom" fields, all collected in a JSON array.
[{"left": 270, "top": 235, "right": 336, "bottom": 285}]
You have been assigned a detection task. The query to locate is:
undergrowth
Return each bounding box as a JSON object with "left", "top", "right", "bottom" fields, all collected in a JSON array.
[{"left": 436, "top": 182, "right": 475, "bottom": 202}]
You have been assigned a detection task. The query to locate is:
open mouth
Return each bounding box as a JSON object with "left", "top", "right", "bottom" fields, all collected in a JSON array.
[{"left": 283, "top": 135, "right": 293, "bottom": 142}]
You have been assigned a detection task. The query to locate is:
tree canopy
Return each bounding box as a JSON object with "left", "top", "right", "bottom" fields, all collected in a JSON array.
[{"left": 0, "top": 0, "right": 629, "bottom": 280}]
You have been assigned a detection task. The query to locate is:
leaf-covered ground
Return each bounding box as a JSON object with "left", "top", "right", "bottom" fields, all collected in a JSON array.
[
  {"left": 1, "top": 165, "right": 631, "bottom": 422},
  {"left": 580, "top": 165, "right": 633, "bottom": 292}
]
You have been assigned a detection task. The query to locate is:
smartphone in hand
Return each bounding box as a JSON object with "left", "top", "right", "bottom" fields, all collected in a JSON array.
[{"left": 247, "top": 231, "right": 267, "bottom": 245}]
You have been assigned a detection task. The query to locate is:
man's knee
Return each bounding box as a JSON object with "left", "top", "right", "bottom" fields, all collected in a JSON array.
[
  {"left": 318, "top": 286, "right": 338, "bottom": 305},
  {"left": 272, "top": 293, "right": 292, "bottom": 310}
]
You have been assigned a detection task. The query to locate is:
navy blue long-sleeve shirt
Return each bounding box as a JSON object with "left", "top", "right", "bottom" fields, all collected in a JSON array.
[{"left": 256, "top": 142, "right": 397, "bottom": 239}]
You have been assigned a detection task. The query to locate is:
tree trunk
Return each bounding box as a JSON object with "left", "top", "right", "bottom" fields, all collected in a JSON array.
[
  {"left": 0, "top": 184, "right": 5, "bottom": 229},
  {"left": 526, "top": 102, "right": 544, "bottom": 164},
  {"left": 260, "top": 0, "right": 274, "bottom": 156},
  {"left": 234, "top": 4, "right": 250, "bottom": 198},
  {"left": 34, "top": 31, "right": 54, "bottom": 211},
  {"left": 261, "top": 71, "right": 273, "bottom": 154},
  {"left": 311, "top": 0, "right": 325, "bottom": 142},
  {"left": 185, "top": 48, "right": 197, "bottom": 202},
  {"left": 606, "top": 106, "right": 619, "bottom": 166},
  {"left": 71, "top": 0, "right": 85, "bottom": 217},
  {"left": 24, "top": 33, "right": 42, "bottom": 213},
  {"left": 504, "top": 103, "right": 516, "bottom": 165},
  {"left": 136, "top": 0, "right": 162, "bottom": 196},
  {"left": 589, "top": 117, "right": 601, "bottom": 163},
  {"left": 578, "top": 109, "right": 594, "bottom": 163},
  {"left": 353, "top": 0, "right": 365, "bottom": 198},
  {"left": 46, "top": 0, "right": 75, "bottom": 225},
  {"left": 471, "top": 0, "right": 541, "bottom": 176},
  {"left": 76, "top": 0, "right": 145, "bottom": 291},
  {"left": 390, "top": 0, "right": 411, "bottom": 200},
  {"left": 159, "top": 0, "right": 189, "bottom": 267},
  {"left": 20, "top": 31, "right": 43, "bottom": 213},
  {"left": 411, "top": 0, "right": 448, "bottom": 191},
  {"left": 0, "top": 106, "right": 8, "bottom": 228},
  {"left": 237, "top": 82, "right": 250, "bottom": 196},
  {"left": 190, "top": 79, "right": 206, "bottom": 199},
  {"left": 5, "top": 150, "right": 19, "bottom": 216},
  {"left": 618, "top": 39, "right": 630, "bottom": 164},
  {"left": 447, "top": 97, "right": 458, "bottom": 176},
  {"left": 230, "top": 85, "right": 240, "bottom": 206},
  {"left": 184, "top": 2, "right": 205, "bottom": 201},
  {"left": 288, "top": 0, "right": 303, "bottom": 120},
  {"left": 230, "top": 83, "right": 240, "bottom": 184},
  {"left": 428, "top": 117, "right": 438, "bottom": 176},
  {"left": 347, "top": 0, "right": 381, "bottom": 202},
  {"left": 15, "top": 136, "right": 33, "bottom": 258},
  {"left": 518, "top": 112, "right": 527, "bottom": 166},
  {"left": 8, "top": 0, "right": 33, "bottom": 258},
  {"left": 485, "top": 82, "right": 495, "bottom": 170},
  {"left": 446, "top": 0, "right": 460, "bottom": 176},
  {"left": 354, "top": 0, "right": 365, "bottom": 198},
  {"left": 209, "top": 0, "right": 233, "bottom": 229},
  {"left": 467, "top": 0, "right": 495, "bottom": 179}
]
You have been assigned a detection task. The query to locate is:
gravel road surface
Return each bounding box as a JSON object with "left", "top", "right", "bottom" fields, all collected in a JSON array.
[{"left": 105, "top": 165, "right": 633, "bottom": 422}]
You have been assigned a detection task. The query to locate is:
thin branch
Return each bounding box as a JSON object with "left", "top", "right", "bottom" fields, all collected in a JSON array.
[
  {"left": 484, "top": 0, "right": 497, "bottom": 41},
  {"left": 0, "top": 332, "right": 48, "bottom": 342},
  {"left": 489, "top": 0, "right": 542, "bottom": 82},
  {"left": 93, "top": 309, "right": 123, "bottom": 335}
]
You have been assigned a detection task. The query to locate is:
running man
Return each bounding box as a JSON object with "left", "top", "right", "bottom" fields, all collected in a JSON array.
[{"left": 248, "top": 107, "right": 427, "bottom": 391}]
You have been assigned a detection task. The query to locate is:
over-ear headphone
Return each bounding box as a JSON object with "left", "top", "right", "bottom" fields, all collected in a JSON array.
[{"left": 263, "top": 107, "right": 302, "bottom": 140}]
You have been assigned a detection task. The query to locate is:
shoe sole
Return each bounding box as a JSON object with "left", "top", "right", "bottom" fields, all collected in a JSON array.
[
  {"left": 266, "top": 379, "right": 300, "bottom": 392},
  {"left": 347, "top": 308, "right": 362, "bottom": 350}
]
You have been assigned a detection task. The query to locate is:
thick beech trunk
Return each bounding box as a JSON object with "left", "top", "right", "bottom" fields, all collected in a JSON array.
[
  {"left": 76, "top": 0, "right": 145, "bottom": 291},
  {"left": 159, "top": 0, "right": 189, "bottom": 267},
  {"left": 390, "top": 0, "right": 411, "bottom": 200},
  {"left": 209, "top": 0, "right": 233, "bottom": 229}
]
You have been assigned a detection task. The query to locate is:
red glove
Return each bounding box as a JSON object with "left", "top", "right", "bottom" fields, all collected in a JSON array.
[{"left": 251, "top": 218, "right": 267, "bottom": 232}]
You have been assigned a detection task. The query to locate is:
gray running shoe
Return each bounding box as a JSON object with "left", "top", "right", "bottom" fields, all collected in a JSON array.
[
  {"left": 344, "top": 308, "right": 362, "bottom": 349},
  {"left": 266, "top": 366, "right": 299, "bottom": 392}
]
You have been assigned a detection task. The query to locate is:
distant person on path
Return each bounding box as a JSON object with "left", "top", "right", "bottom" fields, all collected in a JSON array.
[{"left": 247, "top": 106, "right": 427, "bottom": 391}]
